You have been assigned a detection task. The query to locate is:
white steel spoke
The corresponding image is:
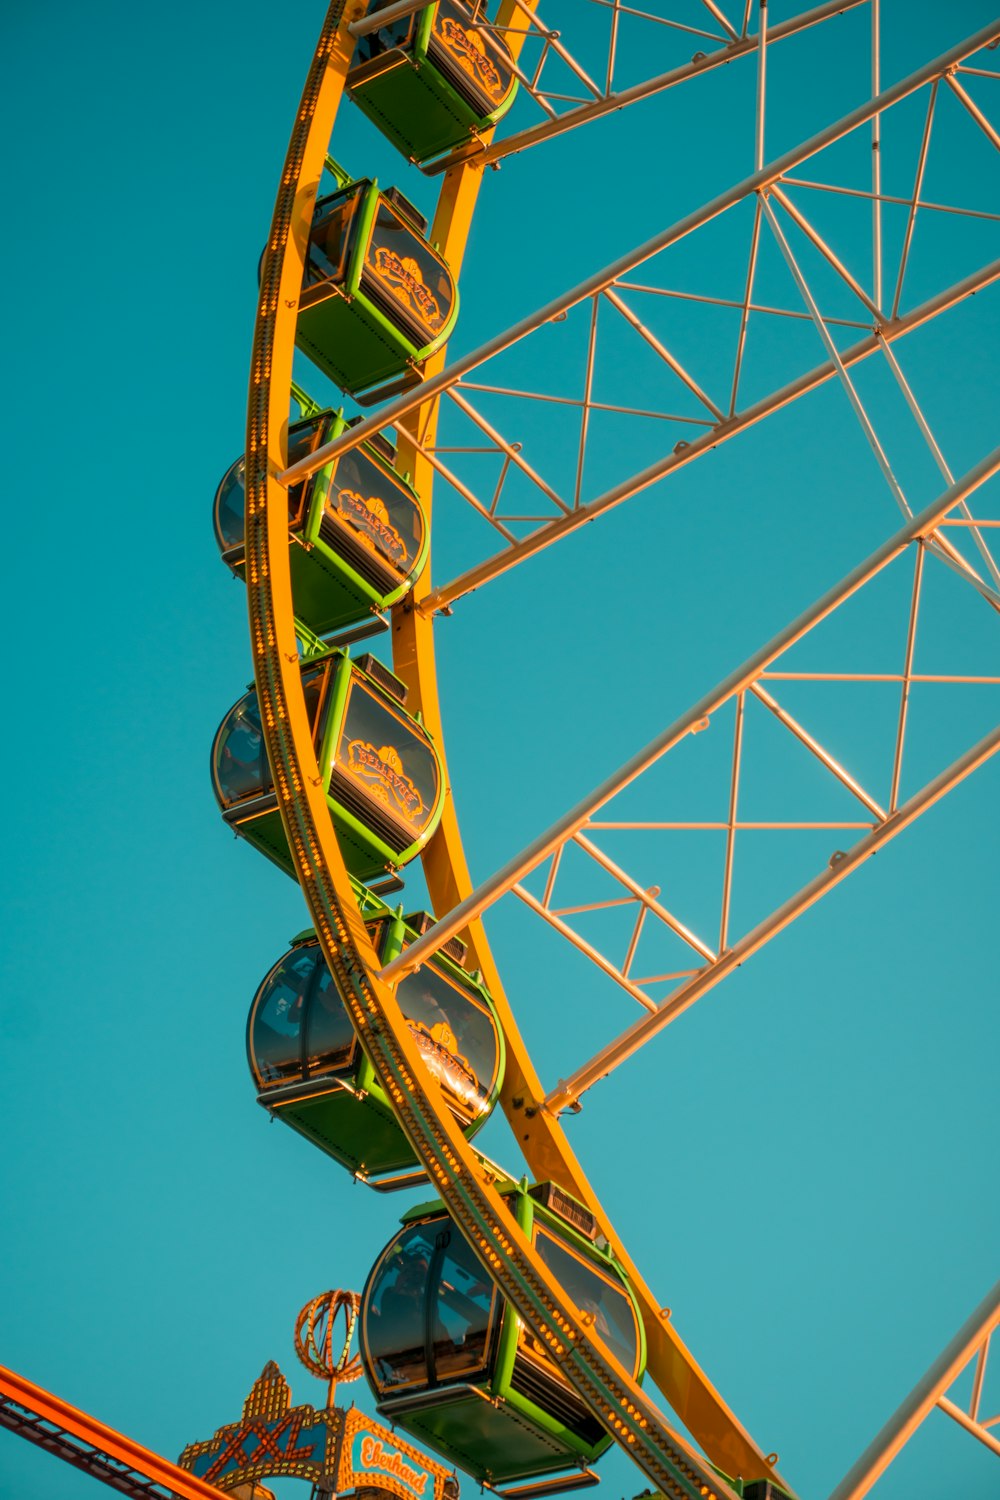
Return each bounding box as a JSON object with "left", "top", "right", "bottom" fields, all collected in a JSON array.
[
  {"left": 760, "top": 191, "right": 910, "bottom": 518},
  {"left": 780, "top": 175, "right": 999, "bottom": 225},
  {"left": 769, "top": 184, "right": 881, "bottom": 318},
  {"left": 584, "top": 0, "right": 726, "bottom": 45},
  {"left": 755, "top": 0, "right": 768, "bottom": 171},
  {"left": 602, "top": 287, "right": 726, "bottom": 421},
  {"left": 573, "top": 832, "right": 717, "bottom": 962},
  {"left": 828, "top": 1285, "right": 1000, "bottom": 1500},
  {"left": 718, "top": 691, "right": 745, "bottom": 952},
  {"left": 697, "top": 0, "right": 740, "bottom": 46},
  {"left": 747, "top": 682, "right": 887, "bottom": 821},
  {"left": 444, "top": 389, "right": 572, "bottom": 514},
  {"left": 891, "top": 82, "right": 938, "bottom": 320},
  {"left": 761, "top": 189, "right": 999, "bottom": 612},
  {"left": 611, "top": 280, "right": 869, "bottom": 328},
  {"left": 944, "top": 72, "right": 1000, "bottom": 153},
  {"left": 575, "top": 297, "right": 600, "bottom": 506},
  {"left": 729, "top": 199, "right": 763, "bottom": 416},
  {"left": 872, "top": 0, "right": 882, "bottom": 308},
  {"left": 877, "top": 334, "right": 1000, "bottom": 592},
  {"left": 394, "top": 420, "right": 521, "bottom": 541},
  {"left": 513, "top": 884, "right": 660, "bottom": 1012},
  {"left": 888, "top": 544, "right": 923, "bottom": 816}
]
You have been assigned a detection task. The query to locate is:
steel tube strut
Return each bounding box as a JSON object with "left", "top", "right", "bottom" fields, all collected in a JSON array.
[
  {"left": 827, "top": 1282, "right": 1000, "bottom": 1500},
  {"left": 278, "top": 18, "right": 1000, "bottom": 492},
  {"left": 379, "top": 444, "right": 1000, "bottom": 989}
]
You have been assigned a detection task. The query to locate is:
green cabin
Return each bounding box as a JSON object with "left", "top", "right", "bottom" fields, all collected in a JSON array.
[
  {"left": 247, "top": 903, "right": 505, "bottom": 1182},
  {"left": 297, "top": 174, "right": 458, "bottom": 397},
  {"left": 360, "top": 1183, "right": 647, "bottom": 1485},
  {"left": 214, "top": 408, "right": 428, "bottom": 636},
  {"left": 348, "top": 1, "right": 519, "bottom": 166},
  {"left": 211, "top": 650, "right": 444, "bottom": 882}
]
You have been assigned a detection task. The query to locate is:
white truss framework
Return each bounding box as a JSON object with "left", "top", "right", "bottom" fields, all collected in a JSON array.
[
  {"left": 285, "top": 12, "right": 1000, "bottom": 1128},
  {"left": 282, "top": 19, "right": 1000, "bottom": 620},
  {"left": 379, "top": 447, "right": 1000, "bottom": 1108}
]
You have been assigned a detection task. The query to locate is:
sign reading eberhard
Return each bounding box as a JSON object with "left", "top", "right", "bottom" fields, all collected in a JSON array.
[{"left": 338, "top": 1408, "right": 450, "bottom": 1500}]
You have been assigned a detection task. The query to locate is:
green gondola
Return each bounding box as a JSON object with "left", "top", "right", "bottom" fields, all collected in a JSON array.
[
  {"left": 360, "top": 1182, "right": 647, "bottom": 1485},
  {"left": 348, "top": 1, "right": 519, "bottom": 166},
  {"left": 247, "top": 900, "right": 505, "bottom": 1181},
  {"left": 296, "top": 168, "right": 458, "bottom": 396},
  {"left": 214, "top": 408, "right": 428, "bottom": 636},
  {"left": 211, "top": 649, "right": 444, "bottom": 882}
]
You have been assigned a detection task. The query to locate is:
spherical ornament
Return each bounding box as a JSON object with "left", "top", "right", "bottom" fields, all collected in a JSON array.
[{"left": 294, "top": 1289, "right": 363, "bottom": 1386}]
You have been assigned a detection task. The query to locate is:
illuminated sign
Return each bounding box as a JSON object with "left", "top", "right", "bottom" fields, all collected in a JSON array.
[
  {"left": 436, "top": 16, "right": 506, "bottom": 102},
  {"left": 337, "top": 1409, "right": 451, "bottom": 1500},
  {"left": 179, "top": 1363, "right": 334, "bottom": 1489},
  {"left": 346, "top": 740, "right": 424, "bottom": 823},
  {"left": 179, "top": 1363, "right": 458, "bottom": 1500},
  {"left": 336, "top": 487, "right": 409, "bottom": 566},
  {"left": 408, "top": 1020, "right": 485, "bottom": 1117},
  {"left": 370, "top": 247, "right": 443, "bottom": 333}
]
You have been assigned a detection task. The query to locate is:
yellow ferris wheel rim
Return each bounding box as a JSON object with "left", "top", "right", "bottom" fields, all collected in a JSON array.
[{"left": 245, "top": 4, "right": 787, "bottom": 1494}]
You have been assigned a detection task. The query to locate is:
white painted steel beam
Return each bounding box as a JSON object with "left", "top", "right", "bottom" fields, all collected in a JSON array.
[{"left": 827, "top": 1283, "right": 1000, "bottom": 1500}]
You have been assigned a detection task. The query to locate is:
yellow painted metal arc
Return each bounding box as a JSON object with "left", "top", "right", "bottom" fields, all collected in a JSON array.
[{"left": 245, "top": 2, "right": 785, "bottom": 1494}]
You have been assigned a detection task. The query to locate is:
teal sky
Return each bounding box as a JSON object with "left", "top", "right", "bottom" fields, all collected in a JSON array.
[{"left": 1, "top": 4, "right": 997, "bottom": 1500}]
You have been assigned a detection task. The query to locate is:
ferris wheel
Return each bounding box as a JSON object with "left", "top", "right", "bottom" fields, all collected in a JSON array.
[{"left": 200, "top": 3, "right": 1000, "bottom": 1499}]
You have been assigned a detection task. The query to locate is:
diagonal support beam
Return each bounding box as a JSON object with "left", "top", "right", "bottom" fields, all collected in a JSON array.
[{"left": 827, "top": 1282, "right": 1000, "bottom": 1500}]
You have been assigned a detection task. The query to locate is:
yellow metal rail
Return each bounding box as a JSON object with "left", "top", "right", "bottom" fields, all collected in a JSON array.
[{"left": 245, "top": 5, "right": 787, "bottom": 1496}]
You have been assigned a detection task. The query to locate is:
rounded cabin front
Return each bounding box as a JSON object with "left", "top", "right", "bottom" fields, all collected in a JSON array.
[
  {"left": 213, "top": 410, "right": 428, "bottom": 636},
  {"left": 247, "top": 915, "right": 504, "bottom": 1181},
  {"left": 348, "top": 2, "right": 519, "bottom": 165},
  {"left": 211, "top": 652, "right": 445, "bottom": 883},
  {"left": 296, "top": 182, "right": 458, "bottom": 395},
  {"left": 360, "top": 1188, "right": 646, "bottom": 1484}
]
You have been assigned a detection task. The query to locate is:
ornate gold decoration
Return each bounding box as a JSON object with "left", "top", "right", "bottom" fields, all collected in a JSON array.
[
  {"left": 370, "top": 247, "right": 443, "bottom": 333},
  {"left": 336, "top": 488, "right": 409, "bottom": 565},
  {"left": 346, "top": 740, "right": 425, "bottom": 822},
  {"left": 435, "top": 14, "right": 506, "bottom": 102}
]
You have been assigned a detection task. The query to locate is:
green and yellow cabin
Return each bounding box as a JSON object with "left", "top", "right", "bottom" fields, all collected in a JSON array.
[
  {"left": 297, "top": 174, "right": 458, "bottom": 396},
  {"left": 247, "top": 905, "right": 505, "bottom": 1181},
  {"left": 348, "top": 1, "right": 518, "bottom": 166},
  {"left": 214, "top": 409, "right": 428, "bottom": 636},
  {"left": 360, "top": 1183, "right": 646, "bottom": 1484},
  {"left": 211, "top": 650, "right": 444, "bottom": 882}
]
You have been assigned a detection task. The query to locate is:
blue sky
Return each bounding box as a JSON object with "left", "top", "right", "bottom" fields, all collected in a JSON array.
[{"left": 1, "top": 3, "right": 997, "bottom": 1499}]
